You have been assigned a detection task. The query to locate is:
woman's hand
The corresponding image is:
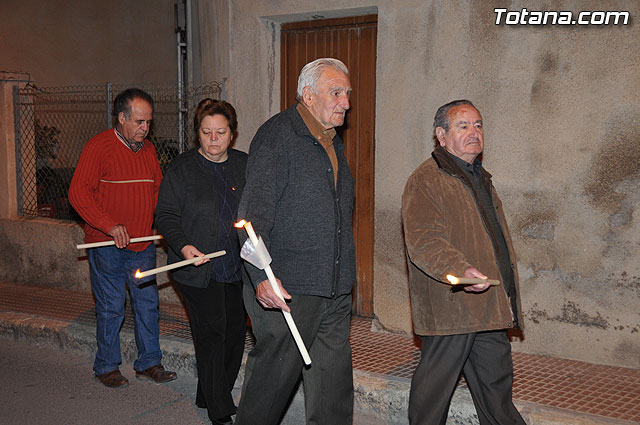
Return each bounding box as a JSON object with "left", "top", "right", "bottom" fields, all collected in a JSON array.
[{"left": 181, "top": 245, "right": 210, "bottom": 266}]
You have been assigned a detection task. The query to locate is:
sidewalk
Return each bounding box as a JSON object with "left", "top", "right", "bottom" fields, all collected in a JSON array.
[{"left": 0, "top": 281, "right": 638, "bottom": 424}]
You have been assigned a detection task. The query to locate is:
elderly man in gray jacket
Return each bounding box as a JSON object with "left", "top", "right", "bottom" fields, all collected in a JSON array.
[{"left": 235, "top": 58, "right": 355, "bottom": 425}]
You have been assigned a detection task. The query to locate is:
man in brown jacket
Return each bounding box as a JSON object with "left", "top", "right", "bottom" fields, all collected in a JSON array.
[{"left": 402, "top": 100, "right": 525, "bottom": 424}]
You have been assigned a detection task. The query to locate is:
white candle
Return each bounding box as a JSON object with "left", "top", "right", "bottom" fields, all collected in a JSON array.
[
  {"left": 77, "top": 235, "right": 163, "bottom": 250},
  {"left": 446, "top": 275, "right": 500, "bottom": 286},
  {"left": 134, "top": 250, "right": 226, "bottom": 279},
  {"left": 241, "top": 220, "right": 260, "bottom": 246},
  {"left": 235, "top": 219, "right": 312, "bottom": 365}
]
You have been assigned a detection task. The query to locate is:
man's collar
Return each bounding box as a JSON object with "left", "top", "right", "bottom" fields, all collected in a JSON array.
[
  {"left": 113, "top": 127, "right": 144, "bottom": 153},
  {"left": 432, "top": 145, "right": 491, "bottom": 180},
  {"left": 296, "top": 103, "right": 336, "bottom": 141},
  {"left": 450, "top": 152, "right": 482, "bottom": 176}
]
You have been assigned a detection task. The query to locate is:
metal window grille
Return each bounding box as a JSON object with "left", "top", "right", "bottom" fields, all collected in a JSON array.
[{"left": 13, "top": 81, "right": 223, "bottom": 221}]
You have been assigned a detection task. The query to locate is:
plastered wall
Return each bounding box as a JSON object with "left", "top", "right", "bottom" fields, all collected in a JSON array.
[
  {"left": 0, "top": 0, "right": 637, "bottom": 369},
  {"left": 0, "top": 0, "right": 177, "bottom": 86},
  {"left": 207, "top": 0, "right": 639, "bottom": 368}
]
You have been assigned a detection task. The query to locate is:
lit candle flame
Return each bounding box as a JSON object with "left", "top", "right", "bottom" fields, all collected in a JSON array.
[
  {"left": 446, "top": 274, "right": 459, "bottom": 285},
  {"left": 135, "top": 269, "right": 143, "bottom": 279},
  {"left": 235, "top": 219, "right": 247, "bottom": 228}
]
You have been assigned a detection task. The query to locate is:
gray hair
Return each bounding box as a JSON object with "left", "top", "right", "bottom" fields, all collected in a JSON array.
[
  {"left": 433, "top": 99, "right": 476, "bottom": 132},
  {"left": 296, "top": 58, "right": 349, "bottom": 101}
]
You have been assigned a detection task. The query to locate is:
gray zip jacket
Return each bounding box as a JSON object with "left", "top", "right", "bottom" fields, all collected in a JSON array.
[{"left": 238, "top": 104, "right": 356, "bottom": 298}]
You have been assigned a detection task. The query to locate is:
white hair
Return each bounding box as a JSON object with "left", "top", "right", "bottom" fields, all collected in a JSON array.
[{"left": 296, "top": 58, "right": 349, "bottom": 101}]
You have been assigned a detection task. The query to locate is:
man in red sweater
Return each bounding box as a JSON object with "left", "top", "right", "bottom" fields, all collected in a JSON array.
[{"left": 69, "top": 88, "right": 176, "bottom": 388}]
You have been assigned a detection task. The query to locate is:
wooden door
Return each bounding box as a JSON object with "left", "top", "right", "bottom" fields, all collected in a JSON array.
[{"left": 281, "top": 15, "right": 377, "bottom": 317}]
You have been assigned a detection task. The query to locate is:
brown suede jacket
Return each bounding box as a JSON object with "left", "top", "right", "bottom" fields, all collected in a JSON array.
[{"left": 401, "top": 146, "right": 523, "bottom": 336}]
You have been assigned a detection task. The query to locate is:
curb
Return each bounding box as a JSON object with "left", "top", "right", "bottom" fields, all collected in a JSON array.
[{"left": 0, "top": 312, "right": 634, "bottom": 425}]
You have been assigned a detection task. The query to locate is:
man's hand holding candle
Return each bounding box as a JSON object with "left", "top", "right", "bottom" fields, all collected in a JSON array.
[
  {"left": 256, "top": 278, "right": 291, "bottom": 312},
  {"left": 462, "top": 266, "right": 492, "bottom": 293},
  {"left": 107, "top": 224, "right": 130, "bottom": 249}
]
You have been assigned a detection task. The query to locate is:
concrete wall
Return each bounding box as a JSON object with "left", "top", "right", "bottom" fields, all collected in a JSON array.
[
  {"left": 0, "top": 75, "right": 25, "bottom": 219},
  {"left": 201, "top": 0, "right": 639, "bottom": 369},
  {"left": 0, "top": 218, "right": 179, "bottom": 303},
  {"left": 0, "top": 0, "right": 177, "bottom": 86}
]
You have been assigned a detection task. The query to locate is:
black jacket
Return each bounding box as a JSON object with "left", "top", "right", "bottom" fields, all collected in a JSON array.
[{"left": 155, "top": 148, "right": 247, "bottom": 287}]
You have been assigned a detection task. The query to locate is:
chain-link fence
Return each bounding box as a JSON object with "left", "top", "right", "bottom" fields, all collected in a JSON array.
[{"left": 14, "top": 81, "right": 224, "bottom": 220}]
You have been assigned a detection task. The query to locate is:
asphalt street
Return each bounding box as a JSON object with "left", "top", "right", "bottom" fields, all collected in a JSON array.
[
  {"left": 0, "top": 336, "right": 384, "bottom": 425},
  {"left": 0, "top": 337, "right": 208, "bottom": 425}
]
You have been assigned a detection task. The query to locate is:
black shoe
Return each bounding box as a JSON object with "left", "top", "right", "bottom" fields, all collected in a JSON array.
[{"left": 213, "top": 415, "right": 233, "bottom": 425}]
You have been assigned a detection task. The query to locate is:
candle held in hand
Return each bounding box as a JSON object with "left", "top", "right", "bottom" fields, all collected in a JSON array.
[
  {"left": 446, "top": 274, "right": 501, "bottom": 286},
  {"left": 77, "top": 235, "right": 163, "bottom": 250},
  {"left": 135, "top": 250, "right": 226, "bottom": 279},
  {"left": 235, "top": 219, "right": 312, "bottom": 365}
]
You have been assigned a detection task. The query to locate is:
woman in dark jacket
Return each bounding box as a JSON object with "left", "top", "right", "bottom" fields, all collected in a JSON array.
[{"left": 155, "top": 98, "right": 247, "bottom": 425}]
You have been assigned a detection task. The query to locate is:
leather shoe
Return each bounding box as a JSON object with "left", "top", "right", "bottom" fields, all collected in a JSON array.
[
  {"left": 213, "top": 416, "right": 233, "bottom": 425},
  {"left": 96, "top": 370, "right": 129, "bottom": 388},
  {"left": 135, "top": 365, "right": 177, "bottom": 383}
]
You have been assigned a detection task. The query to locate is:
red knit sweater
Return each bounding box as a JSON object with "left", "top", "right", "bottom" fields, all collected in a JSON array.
[{"left": 69, "top": 129, "right": 163, "bottom": 251}]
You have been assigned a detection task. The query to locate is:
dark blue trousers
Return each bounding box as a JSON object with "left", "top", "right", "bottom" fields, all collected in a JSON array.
[{"left": 88, "top": 243, "right": 160, "bottom": 375}]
